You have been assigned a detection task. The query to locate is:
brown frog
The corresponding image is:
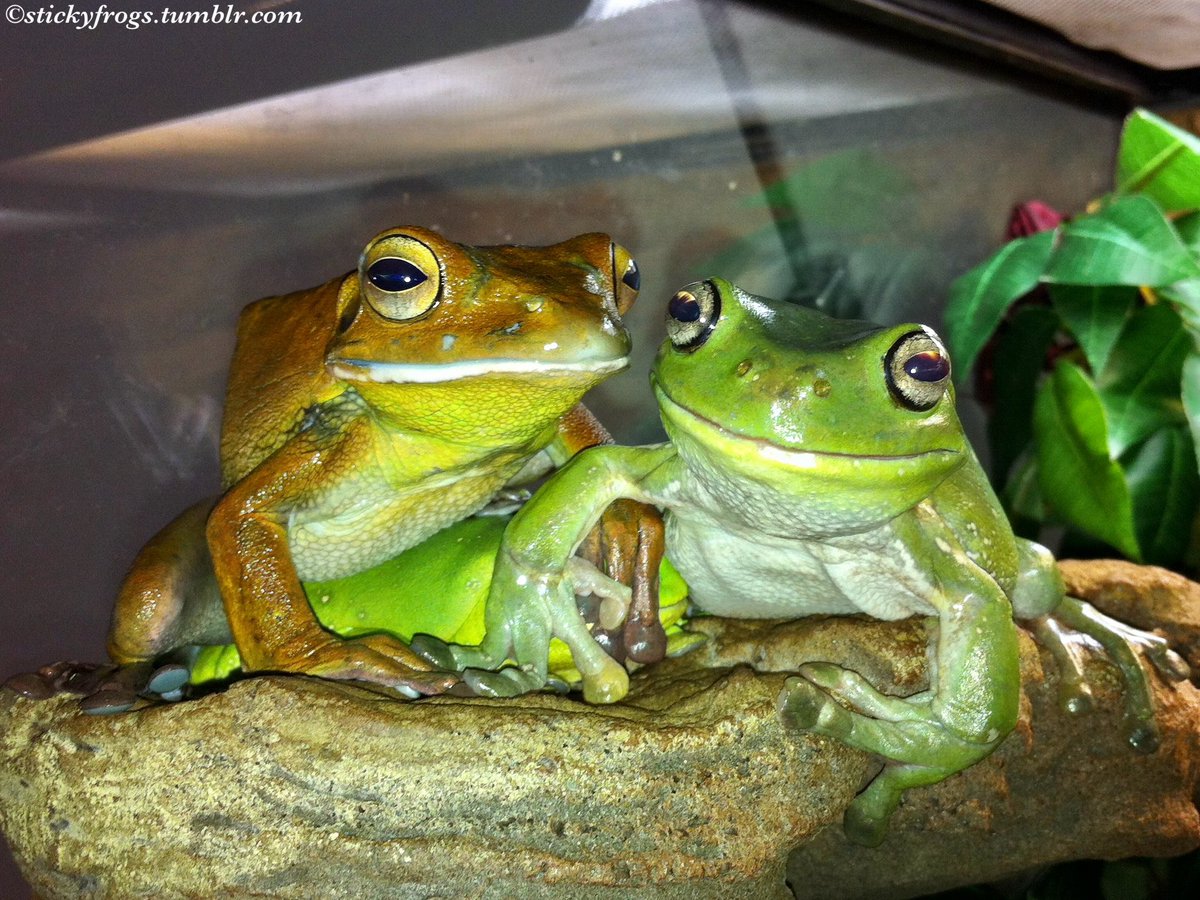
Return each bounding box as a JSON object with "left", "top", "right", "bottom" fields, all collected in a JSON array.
[{"left": 53, "top": 226, "right": 660, "bottom": 709}]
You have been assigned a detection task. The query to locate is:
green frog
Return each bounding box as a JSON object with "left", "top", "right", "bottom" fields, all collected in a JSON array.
[
  {"left": 417, "top": 278, "right": 1188, "bottom": 845},
  {"left": 73, "top": 227, "right": 662, "bottom": 709}
]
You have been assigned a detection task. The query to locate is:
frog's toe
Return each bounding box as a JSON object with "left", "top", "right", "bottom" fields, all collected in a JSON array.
[
  {"left": 4, "top": 671, "right": 56, "bottom": 700},
  {"left": 1147, "top": 644, "right": 1190, "bottom": 683},
  {"left": 778, "top": 676, "right": 834, "bottom": 731},
  {"left": 842, "top": 797, "right": 890, "bottom": 849},
  {"left": 1127, "top": 722, "right": 1161, "bottom": 755},
  {"left": 409, "top": 634, "right": 457, "bottom": 670},
  {"left": 145, "top": 663, "right": 190, "bottom": 696},
  {"left": 79, "top": 688, "right": 139, "bottom": 715},
  {"left": 462, "top": 666, "right": 545, "bottom": 698}
]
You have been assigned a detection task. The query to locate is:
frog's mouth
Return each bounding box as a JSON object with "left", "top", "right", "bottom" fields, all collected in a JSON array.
[
  {"left": 329, "top": 356, "right": 629, "bottom": 384},
  {"left": 654, "top": 384, "right": 960, "bottom": 467}
]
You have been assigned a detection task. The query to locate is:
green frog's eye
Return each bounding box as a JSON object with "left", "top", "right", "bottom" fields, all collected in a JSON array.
[
  {"left": 886, "top": 329, "right": 951, "bottom": 411},
  {"left": 360, "top": 233, "right": 442, "bottom": 320},
  {"left": 665, "top": 281, "right": 721, "bottom": 351},
  {"left": 612, "top": 243, "right": 640, "bottom": 315}
]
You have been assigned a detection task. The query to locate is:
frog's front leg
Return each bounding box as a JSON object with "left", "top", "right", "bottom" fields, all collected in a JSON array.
[
  {"left": 208, "top": 431, "right": 458, "bottom": 699},
  {"left": 420, "top": 443, "right": 677, "bottom": 703},
  {"left": 1011, "top": 540, "right": 1189, "bottom": 752},
  {"left": 779, "top": 514, "right": 1021, "bottom": 847},
  {"left": 551, "top": 403, "right": 669, "bottom": 665}
]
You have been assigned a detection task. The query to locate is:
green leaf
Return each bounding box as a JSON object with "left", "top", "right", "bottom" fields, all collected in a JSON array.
[
  {"left": 1096, "top": 303, "right": 1190, "bottom": 456},
  {"left": 1044, "top": 195, "right": 1200, "bottom": 287},
  {"left": 1002, "top": 451, "right": 1045, "bottom": 522},
  {"left": 1184, "top": 351, "right": 1200, "bottom": 474},
  {"left": 987, "top": 305, "right": 1059, "bottom": 484},
  {"left": 1117, "top": 109, "right": 1200, "bottom": 212},
  {"left": 1033, "top": 362, "right": 1141, "bottom": 560},
  {"left": 1049, "top": 283, "right": 1136, "bottom": 374},
  {"left": 945, "top": 230, "right": 1055, "bottom": 380},
  {"left": 1160, "top": 278, "right": 1200, "bottom": 332},
  {"left": 1124, "top": 425, "right": 1200, "bottom": 567},
  {"left": 1174, "top": 211, "right": 1200, "bottom": 255}
]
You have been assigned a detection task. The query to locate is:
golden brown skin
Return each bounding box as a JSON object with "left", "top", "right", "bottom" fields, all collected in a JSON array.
[{"left": 106, "top": 226, "right": 662, "bottom": 697}]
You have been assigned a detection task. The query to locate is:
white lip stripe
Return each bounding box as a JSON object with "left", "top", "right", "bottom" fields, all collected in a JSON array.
[{"left": 329, "top": 356, "right": 629, "bottom": 384}]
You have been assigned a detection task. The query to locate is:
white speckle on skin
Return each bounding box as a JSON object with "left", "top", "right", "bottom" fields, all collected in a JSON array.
[
  {"left": 543, "top": 342, "right": 559, "bottom": 351},
  {"left": 525, "top": 298, "right": 545, "bottom": 312},
  {"left": 612, "top": 149, "right": 623, "bottom": 162},
  {"left": 516, "top": 575, "right": 529, "bottom": 587},
  {"left": 935, "top": 537, "right": 953, "bottom": 554},
  {"left": 441, "top": 334, "right": 457, "bottom": 351},
  {"left": 728, "top": 180, "right": 738, "bottom": 190}
]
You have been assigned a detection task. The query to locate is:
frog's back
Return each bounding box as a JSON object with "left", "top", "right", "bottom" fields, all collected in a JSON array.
[{"left": 220, "top": 276, "right": 347, "bottom": 487}]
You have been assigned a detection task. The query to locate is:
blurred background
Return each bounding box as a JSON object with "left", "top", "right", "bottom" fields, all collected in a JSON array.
[{"left": 2, "top": 0, "right": 1197, "bottom": 893}]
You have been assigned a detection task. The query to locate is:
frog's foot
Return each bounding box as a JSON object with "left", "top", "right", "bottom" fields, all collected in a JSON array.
[
  {"left": 5, "top": 660, "right": 192, "bottom": 714},
  {"left": 410, "top": 634, "right": 567, "bottom": 698},
  {"left": 1033, "top": 597, "right": 1190, "bottom": 754},
  {"left": 779, "top": 666, "right": 1001, "bottom": 844},
  {"left": 462, "top": 668, "right": 571, "bottom": 699},
  {"left": 412, "top": 615, "right": 627, "bottom": 704},
  {"left": 575, "top": 498, "right": 668, "bottom": 666},
  {"left": 292, "top": 635, "right": 459, "bottom": 699},
  {"left": 842, "top": 762, "right": 957, "bottom": 847}
]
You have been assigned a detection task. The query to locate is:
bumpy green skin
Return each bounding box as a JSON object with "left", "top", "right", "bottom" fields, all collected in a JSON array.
[{"left": 447, "top": 278, "right": 1181, "bottom": 846}]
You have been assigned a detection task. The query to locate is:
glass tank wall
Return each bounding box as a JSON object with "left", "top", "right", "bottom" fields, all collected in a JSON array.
[
  {"left": 0, "top": 0, "right": 1125, "bottom": 888},
  {"left": 0, "top": 0, "right": 1121, "bottom": 682}
]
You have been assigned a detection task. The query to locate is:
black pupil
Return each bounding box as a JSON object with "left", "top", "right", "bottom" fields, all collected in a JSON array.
[
  {"left": 622, "top": 260, "right": 640, "bottom": 291},
  {"left": 669, "top": 292, "right": 701, "bottom": 322},
  {"left": 368, "top": 257, "right": 427, "bottom": 292},
  {"left": 905, "top": 351, "right": 949, "bottom": 382}
]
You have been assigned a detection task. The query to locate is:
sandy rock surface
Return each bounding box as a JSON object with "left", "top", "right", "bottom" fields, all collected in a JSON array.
[{"left": 1, "top": 561, "right": 1197, "bottom": 899}]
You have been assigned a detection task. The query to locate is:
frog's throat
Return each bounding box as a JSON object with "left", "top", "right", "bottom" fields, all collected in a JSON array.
[
  {"left": 653, "top": 384, "right": 960, "bottom": 467},
  {"left": 328, "top": 356, "right": 628, "bottom": 384}
]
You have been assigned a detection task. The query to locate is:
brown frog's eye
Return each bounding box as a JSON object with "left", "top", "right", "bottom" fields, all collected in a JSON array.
[
  {"left": 885, "top": 328, "right": 951, "bottom": 411},
  {"left": 612, "top": 243, "right": 640, "bottom": 315},
  {"left": 368, "top": 258, "right": 427, "bottom": 292},
  {"left": 359, "top": 232, "right": 441, "bottom": 321},
  {"left": 665, "top": 280, "right": 720, "bottom": 351}
]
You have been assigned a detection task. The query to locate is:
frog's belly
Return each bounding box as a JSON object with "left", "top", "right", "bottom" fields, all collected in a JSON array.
[
  {"left": 288, "top": 468, "right": 510, "bottom": 582},
  {"left": 666, "top": 514, "right": 937, "bottom": 621}
]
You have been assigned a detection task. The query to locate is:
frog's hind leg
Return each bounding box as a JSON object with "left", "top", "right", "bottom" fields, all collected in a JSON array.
[
  {"left": 778, "top": 516, "right": 1024, "bottom": 845},
  {"left": 779, "top": 673, "right": 1001, "bottom": 846},
  {"left": 1011, "top": 540, "right": 1189, "bottom": 753},
  {"left": 96, "top": 499, "right": 228, "bottom": 712}
]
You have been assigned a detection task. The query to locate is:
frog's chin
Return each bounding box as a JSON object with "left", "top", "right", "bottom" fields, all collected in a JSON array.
[
  {"left": 654, "top": 385, "right": 961, "bottom": 471},
  {"left": 328, "top": 356, "right": 628, "bottom": 385}
]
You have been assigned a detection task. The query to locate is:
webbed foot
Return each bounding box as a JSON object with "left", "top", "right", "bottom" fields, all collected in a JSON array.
[
  {"left": 780, "top": 669, "right": 990, "bottom": 847},
  {"left": 293, "top": 634, "right": 460, "bottom": 699},
  {"left": 4, "top": 660, "right": 192, "bottom": 714},
  {"left": 1034, "top": 596, "right": 1189, "bottom": 753},
  {"left": 410, "top": 632, "right": 541, "bottom": 697}
]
